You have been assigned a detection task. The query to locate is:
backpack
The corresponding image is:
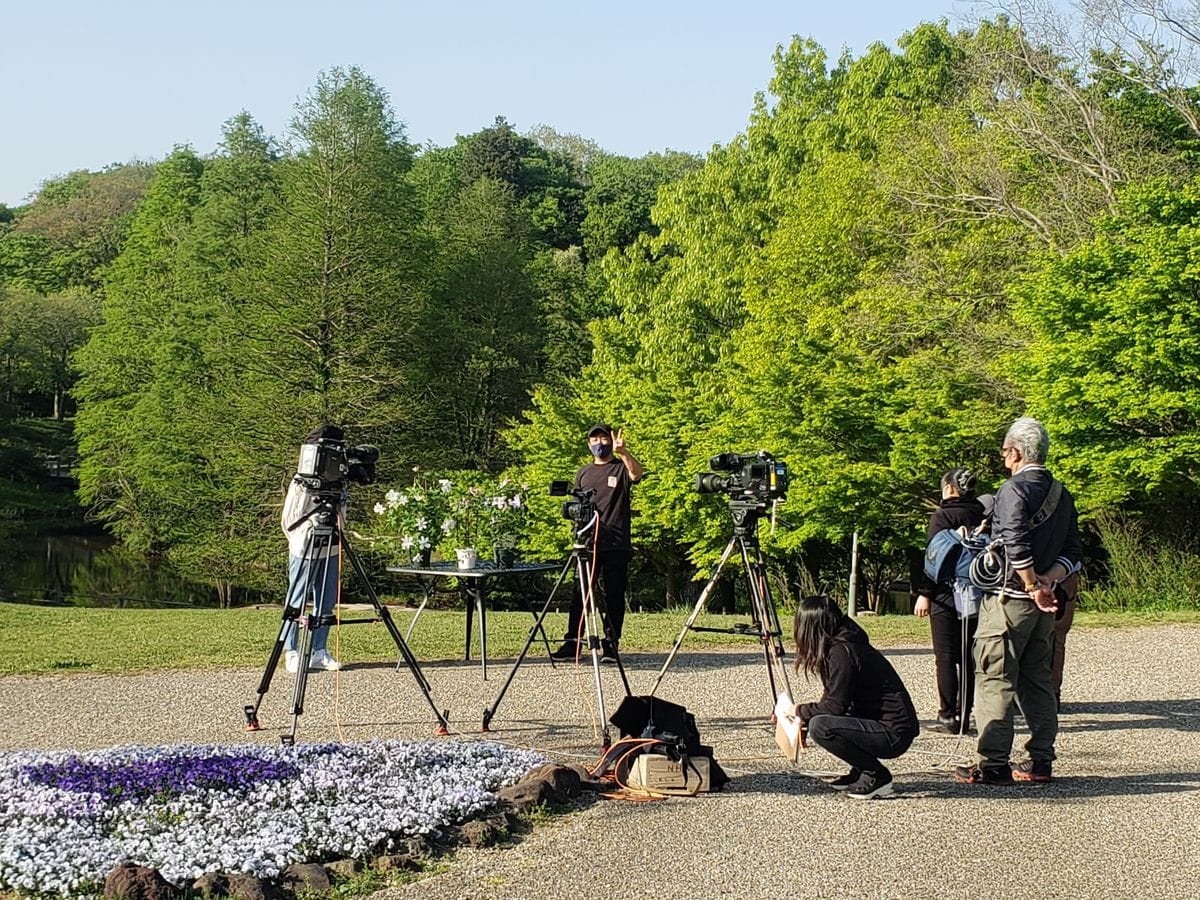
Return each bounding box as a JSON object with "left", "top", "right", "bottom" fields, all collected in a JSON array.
[
  {"left": 923, "top": 527, "right": 988, "bottom": 618},
  {"left": 930, "top": 479, "right": 1069, "bottom": 610}
]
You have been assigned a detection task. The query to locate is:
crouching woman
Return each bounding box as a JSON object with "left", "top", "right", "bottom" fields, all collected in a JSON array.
[{"left": 793, "top": 596, "right": 920, "bottom": 799}]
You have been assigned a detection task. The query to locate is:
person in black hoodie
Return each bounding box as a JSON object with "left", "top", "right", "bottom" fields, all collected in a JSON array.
[
  {"left": 914, "top": 468, "right": 986, "bottom": 735},
  {"left": 792, "top": 596, "right": 920, "bottom": 799}
]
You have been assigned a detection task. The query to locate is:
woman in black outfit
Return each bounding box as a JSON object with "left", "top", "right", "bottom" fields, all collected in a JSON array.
[
  {"left": 793, "top": 596, "right": 919, "bottom": 799},
  {"left": 914, "top": 468, "right": 986, "bottom": 734}
]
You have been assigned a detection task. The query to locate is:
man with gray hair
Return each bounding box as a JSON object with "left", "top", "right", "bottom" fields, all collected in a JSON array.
[{"left": 955, "top": 416, "right": 1082, "bottom": 785}]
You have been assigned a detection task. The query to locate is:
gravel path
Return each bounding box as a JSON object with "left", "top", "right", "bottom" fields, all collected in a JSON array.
[{"left": 1, "top": 625, "right": 1197, "bottom": 898}]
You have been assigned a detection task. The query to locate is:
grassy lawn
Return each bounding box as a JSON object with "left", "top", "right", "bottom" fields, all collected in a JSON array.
[{"left": 2, "top": 601, "right": 1197, "bottom": 677}]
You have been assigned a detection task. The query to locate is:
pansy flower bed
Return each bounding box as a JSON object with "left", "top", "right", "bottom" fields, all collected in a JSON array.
[{"left": 0, "top": 739, "right": 542, "bottom": 896}]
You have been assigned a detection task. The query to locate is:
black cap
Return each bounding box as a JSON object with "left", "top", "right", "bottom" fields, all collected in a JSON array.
[
  {"left": 306, "top": 424, "right": 344, "bottom": 443},
  {"left": 587, "top": 423, "right": 613, "bottom": 439}
]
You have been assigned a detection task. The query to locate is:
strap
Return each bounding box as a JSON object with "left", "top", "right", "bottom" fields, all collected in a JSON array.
[{"left": 1029, "top": 479, "right": 1062, "bottom": 531}]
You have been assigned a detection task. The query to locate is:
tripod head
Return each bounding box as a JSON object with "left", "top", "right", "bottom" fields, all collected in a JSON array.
[
  {"left": 286, "top": 478, "right": 346, "bottom": 535},
  {"left": 728, "top": 499, "right": 769, "bottom": 538}
]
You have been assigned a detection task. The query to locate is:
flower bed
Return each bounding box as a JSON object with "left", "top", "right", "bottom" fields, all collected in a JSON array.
[{"left": 0, "top": 740, "right": 542, "bottom": 895}]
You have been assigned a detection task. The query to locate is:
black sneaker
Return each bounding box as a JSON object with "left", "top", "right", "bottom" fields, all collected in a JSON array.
[
  {"left": 1011, "top": 759, "right": 1053, "bottom": 783},
  {"left": 827, "top": 769, "right": 861, "bottom": 791},
  {"left": 847, "top": 770, "right": 894, "bottom": 799},
  {"left": 600, "top": 641, "right": 619, "bottom": 665},
  {"left": 953, "top": 764, "right": 1014, "bottom": 785},
  {"left": 549, "top": 641, "right": 578, "bottom": 661},
  {"left": 927, "top": 717, "right": 961, "bottom": 734}
]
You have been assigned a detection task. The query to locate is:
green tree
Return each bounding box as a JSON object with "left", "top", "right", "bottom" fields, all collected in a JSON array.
[{"left": 1013, "top": 176, "right": 1200, "bottom": 520}]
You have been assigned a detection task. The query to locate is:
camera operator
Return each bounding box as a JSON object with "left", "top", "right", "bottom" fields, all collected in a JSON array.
[
  {"left": 552, "top": 423, "right": 643, "bottom": 663},
  {"left": 280, "top": 424, "right": 346, "bottom": 674}
]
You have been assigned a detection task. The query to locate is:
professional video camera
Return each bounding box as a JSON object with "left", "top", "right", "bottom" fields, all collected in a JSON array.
[
  {"left": 296, "top": 436, "right": 379, "bottom": 490},
  {"left": 694, "top": 451, "right": 788, "bottom": 503},
  {"left": 549, "top": 480, "right": 596, "bottom": 526}
]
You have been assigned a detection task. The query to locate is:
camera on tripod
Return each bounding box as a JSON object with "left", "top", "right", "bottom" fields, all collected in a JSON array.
[
  {"left": 549, "top": 480, "right": 596, "bottom": 525},
  {"left": 693, "top": 451, "right": 788, "bottom": 503},
  {"left": 296, "top": 437, "right": 380, "bottom": 490}
]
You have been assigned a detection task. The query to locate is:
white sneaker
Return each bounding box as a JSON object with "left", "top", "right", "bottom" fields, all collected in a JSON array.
[
  {"left": 310, "top": 649, "right": 342, "bottom": 671},
  {"left": 284, "top": 651, "right": 299, "bottom": 674}
]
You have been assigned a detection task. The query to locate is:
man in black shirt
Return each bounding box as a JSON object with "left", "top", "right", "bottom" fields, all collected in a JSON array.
[{"left": 552, "top": 423, "right": 643, "bottom": 663}]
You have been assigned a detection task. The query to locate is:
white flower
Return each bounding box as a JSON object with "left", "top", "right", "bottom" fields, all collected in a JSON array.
[
  {"left": 438, "top": 479, "right": 452, "bottom": 493},
  {"left": 401, "top": 536, "right": 414, "bottom": 550},
  {"left": 415, "top": 516, "right": 428, "bottom": 531},
  {"left": 441, "top": 518, "right": 456, "bottom": 535},
  {"left": 385, "top": 490, "right": 401, "bottom": 506},
  {"left": 373, "top": 503, "right": 385, "bottom": 515}
]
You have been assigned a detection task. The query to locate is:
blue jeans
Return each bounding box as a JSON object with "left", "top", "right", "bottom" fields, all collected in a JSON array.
[
  {"left": 283, "top": 553, "right": 341, "bottom": 654},
  {"left": 808, "top": 715, "right": 914, "bottom": 776}
]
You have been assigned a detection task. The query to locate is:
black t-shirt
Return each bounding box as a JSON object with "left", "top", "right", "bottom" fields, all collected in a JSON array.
[{"left": 575, "top": 457, "right": 635, "bottom": 550}]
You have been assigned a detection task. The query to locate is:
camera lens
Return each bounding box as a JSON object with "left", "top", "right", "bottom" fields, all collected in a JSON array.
[{"left": 694, "top": 473, "right": 730, "bottom": 494}]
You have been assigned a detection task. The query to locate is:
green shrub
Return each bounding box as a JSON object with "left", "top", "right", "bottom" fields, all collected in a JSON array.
[{"left": 1086, "top": 514, "right": 1200, "bottom": 612}]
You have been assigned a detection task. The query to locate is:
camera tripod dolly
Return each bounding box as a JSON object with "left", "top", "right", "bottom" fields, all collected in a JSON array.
[
  {"left": 481, "top": 513, "right": 631, "bottom": 747},
  {"left": 648, "top": 499, "right": 793, "bottom": 709},
  {"left": 244, "top": 492, "right": 450, "bottom": 744}
]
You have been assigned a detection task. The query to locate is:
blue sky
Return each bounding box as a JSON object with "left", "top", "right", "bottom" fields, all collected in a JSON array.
[{"left": 0, "top": 1, "right": 976, "bottom": 207}]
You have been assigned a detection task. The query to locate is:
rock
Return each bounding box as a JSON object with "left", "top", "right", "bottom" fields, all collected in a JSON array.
[
  {"left": 522, "top": 763, "right": 582, "bottom": 801},
  {"left": 191, "top": 872, "right": 276, "bottom": 900},
  {"left": 496, "top": 777, "right": 556, "bottom": 813},
  {"left": 567, "top": 762, "right": 606, "bottom": 791},
  {"left": 373, "top": 852, "right": 421, "bottom": 872},
  {"left": 104, "top": 863, "right": 181, "bottom": 900},
  {"left": 279, "top": 863, "right": 330, "bottom": 894},
  {"left": 323, "top": 858, "right": 363, "bottom": 880},
  {"left": 458, "top": 813, "right": 508, "bottom": 847}
]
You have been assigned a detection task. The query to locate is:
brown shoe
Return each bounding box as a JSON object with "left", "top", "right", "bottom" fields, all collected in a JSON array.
[{"left": 1011, "top": 759, "right": 1053, "bottom": 782}]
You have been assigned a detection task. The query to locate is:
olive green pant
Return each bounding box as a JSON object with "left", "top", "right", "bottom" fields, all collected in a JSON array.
[{"left": 973, "top": 593, "right": 1058, "bottom": 768}]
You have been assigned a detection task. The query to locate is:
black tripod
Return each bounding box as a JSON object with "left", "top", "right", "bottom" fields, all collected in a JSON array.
[
  {"left": 649, "top": 499, "right": 793, "bottom": 708},
  {"left": 482, "top": 512, "right": 631, "bottom": 747},
  {"left": 244, "top": 486, "right": 450, "bottom": 744}
]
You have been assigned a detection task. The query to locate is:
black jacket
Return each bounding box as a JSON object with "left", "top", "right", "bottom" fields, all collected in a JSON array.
[
  {"left": 917, "top": 496, "right": 986, "bottom": 597},
  {"left": 994, "top": 465, "right": 1082, "bottom": 594},
  {"left": 797, "top": 618, "right": 920, "bottom": 741}
]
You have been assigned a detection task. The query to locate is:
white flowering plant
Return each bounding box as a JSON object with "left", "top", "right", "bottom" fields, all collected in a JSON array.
[
  {"left": 371, "top": 470, "right": 453, "bottom": 561},
  {"left": 480, "top": 478, "right": 530, "bottom": 549}
]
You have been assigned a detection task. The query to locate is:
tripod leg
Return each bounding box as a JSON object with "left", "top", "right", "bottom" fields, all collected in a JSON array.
[
  {"left": 340, "top": 533, "right": 450, "bottom": 734},
  {"left": 482, "top": 555, "right": 575, "bottom": 731},
  {"left": 285, "top": 551, "right": 326, "bottom": 745},
  {"left": 741, "top": 537, "right": 794, "bottom": 709},
  {"left": 647, "top": 538, "right": 738, "bottom": 697},
  {"left": 576, "top": 550, "right": 614, "bottom": 748},
  {"left": 246, "top": 529, "right": 319, "bottom": 734},
  {"left": 245, "top": 604, "right": 299, "bottom": 730}
]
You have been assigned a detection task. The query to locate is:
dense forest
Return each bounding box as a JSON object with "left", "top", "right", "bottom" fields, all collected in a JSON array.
[{"left": 4, "top": 3, "right": 1200, "bottom": 611}]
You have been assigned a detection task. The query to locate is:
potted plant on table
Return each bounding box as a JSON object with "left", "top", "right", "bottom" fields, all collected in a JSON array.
[
  {"left": 481, "top": 478, "right": 529, "bottom": 568},
  {"left": 371, "top": 471, "right": 453, "bottom": 566},
  {"left": 443, "top": 474, "right": 490, "bottom": 569}
]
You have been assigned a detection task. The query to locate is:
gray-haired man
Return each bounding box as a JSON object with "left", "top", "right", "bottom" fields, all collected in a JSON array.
[{"left": 955, "top": 417, "right": 1082, "bottom": 785}]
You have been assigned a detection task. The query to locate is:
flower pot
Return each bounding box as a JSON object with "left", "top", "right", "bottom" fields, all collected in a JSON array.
[
  {"left": 455, "top": 548, "right": 478, "bottom": 570},
  {"left": 493, "top": 546, "right": 518, "bottom": 569},
  {"left": 413, "top": 548, "right": 432, "bottom": 567}
]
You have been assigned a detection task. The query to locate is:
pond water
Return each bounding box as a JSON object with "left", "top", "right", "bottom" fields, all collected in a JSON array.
[{"left": 0, "top": 526, "right": 273, "bottom": 608}]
